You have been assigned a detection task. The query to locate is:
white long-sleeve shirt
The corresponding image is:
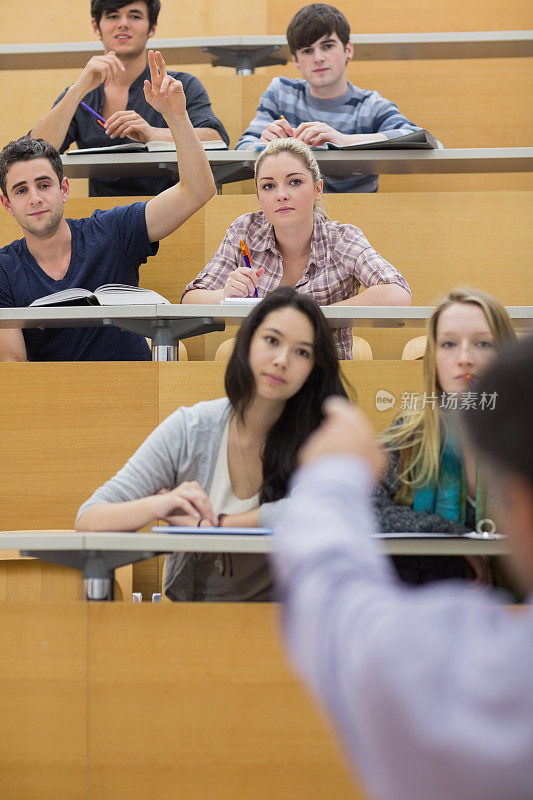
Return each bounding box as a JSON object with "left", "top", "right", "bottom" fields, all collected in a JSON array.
[{"left": 273, "top": 456, "right": 533, "bottom": 800}]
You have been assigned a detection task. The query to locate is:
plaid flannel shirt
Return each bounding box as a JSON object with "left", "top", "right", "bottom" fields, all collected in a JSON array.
[{"left": 182, "top": 211, "right": 411, "bottom": 359}]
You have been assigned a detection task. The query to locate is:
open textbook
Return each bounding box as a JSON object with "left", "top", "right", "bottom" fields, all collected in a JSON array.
[
  {"left": 254, "top": 129, "right": 439, "bottom": 152},
  {"left": 64, "top": 140, "right": 228, "bottom": 155},
  {"left": 325, "top": 129, "right": 440, "bottom": 150},
  {"left": 29, "top": 284, "right": 170, "bottom": 307}
]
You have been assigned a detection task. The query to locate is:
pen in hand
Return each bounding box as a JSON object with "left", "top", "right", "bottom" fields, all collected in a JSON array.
[
  {"left": 240, "top": 239, "right": 258, "bottom": 297},
  {"left": 80, "top": 101, "right": 106, "bottom": 128}
]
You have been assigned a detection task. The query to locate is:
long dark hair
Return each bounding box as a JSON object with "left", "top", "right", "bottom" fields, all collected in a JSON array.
[{"left": 224, "top": 287, "right": 350, "bottom": 503}]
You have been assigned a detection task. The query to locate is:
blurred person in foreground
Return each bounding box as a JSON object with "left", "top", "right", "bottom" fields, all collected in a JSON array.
[{"left": 273, "top": 335, "right": 533, "bottom": 800}]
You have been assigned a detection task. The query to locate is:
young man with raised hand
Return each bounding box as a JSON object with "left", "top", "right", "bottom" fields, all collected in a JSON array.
[
  {"left": 273, "top": 335, "right": 533, "bottom": 800},
  {"left": 0, "top": 51, "right": 216, "bottom": 363},
  {"left": 30, "top": 0, "right": 229, "bottom": 196},
  {"left": 237, "top": 3, "right": 423, "bottom": 192}
]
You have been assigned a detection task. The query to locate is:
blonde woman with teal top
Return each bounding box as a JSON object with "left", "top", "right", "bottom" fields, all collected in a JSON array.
[{"left": 375, "top": 288, "right": 517, "bottom": 584}]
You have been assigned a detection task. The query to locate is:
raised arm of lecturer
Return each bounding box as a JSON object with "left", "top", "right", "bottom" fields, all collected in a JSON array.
[{"left": 142, "top": 51, "right": 216, "bottom": 242}]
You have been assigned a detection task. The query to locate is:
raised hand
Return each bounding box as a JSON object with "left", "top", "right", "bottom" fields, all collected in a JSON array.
[
  {"left": 143, "top": 49, "right": 186, "bottom": 119},
  {"left": 76, "top": 51, "right": 125, "bottom": 94},
  {"left": 105, "top": 109, "right": 155, "bottom": 142}
]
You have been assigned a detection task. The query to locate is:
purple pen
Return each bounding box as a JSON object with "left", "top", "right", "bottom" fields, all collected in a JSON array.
[{"left": 80, "top": 101, "right": 106, "bottom": 127}]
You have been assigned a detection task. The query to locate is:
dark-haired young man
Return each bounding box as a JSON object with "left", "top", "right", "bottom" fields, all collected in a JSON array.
[
  {"left": 0, "top": 53, "right": 216, "bottom": 362},
  {"left": 237, "top": 3, "right": 424, "bottom": 192},
  {"left": 30, "top": 0, "right": 229, "bottom": 196},
  {"left": 274, "top": 335, "right": 533, "bottom": 800}
]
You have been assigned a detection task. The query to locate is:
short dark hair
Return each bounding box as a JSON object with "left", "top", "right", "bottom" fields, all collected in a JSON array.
[
  {"left": 286, "top": 3, "right": 351, "bottom": 54},
  {"left": 224, "top": 287, "right": 350, "bottom": 503},
  {"left": 0, "top": 137, "right": 64, "bottom": 197},
  {"left": 91, "top": 0, "right": 161, "bottom": 28},
  {"left": 464, "top": 335, "right": 533, "bottom": 489}
]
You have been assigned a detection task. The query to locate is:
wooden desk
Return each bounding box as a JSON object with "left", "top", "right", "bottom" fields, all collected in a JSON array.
[
  {"left": 0, "top": 530, "right": 507, "bottom": 603},
  {"left": 2, "top": 31, "right": 531, "bottom": 72},
  {"left": 2, "top": 305, "right": 531, "bottom": 363},
  {"left": 60, "top": 147, "right": 533, "bottom": 189}
]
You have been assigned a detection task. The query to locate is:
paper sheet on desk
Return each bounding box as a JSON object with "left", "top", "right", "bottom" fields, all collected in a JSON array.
[{"left": 220, "top": 298, "right": 261, "bottom": 305}]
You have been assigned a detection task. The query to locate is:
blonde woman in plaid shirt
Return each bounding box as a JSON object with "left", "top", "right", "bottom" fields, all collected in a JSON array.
[{"left": 182, "top": 138, "right": 411, "bottom": 359}]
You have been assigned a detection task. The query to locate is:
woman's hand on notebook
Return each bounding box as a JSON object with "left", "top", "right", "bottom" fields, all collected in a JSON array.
[{"left": 154, "top": 482, "right": 217, "bottom": 526}]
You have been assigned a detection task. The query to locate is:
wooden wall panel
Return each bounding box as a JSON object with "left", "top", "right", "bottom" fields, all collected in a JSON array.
[
  {"left": 2, "top": 0, "right": 530, "bottom": 44},
  {"left": 0, "top": 1, "right": 270, "bottom": 43},
  {"left": 158, "top": 360, "right": 227, "bottom": 420},
  {"left": 267, "top": 0, "right": 533, "bottom": 34},
  {"left": 0, "top": 362, "right": 159, "bottom": 529},
  {"left": 0, "top": 554, "right": 132, "bottom": 601},
  {"left": 0, "top": 602, "right": 87, "bottom": 799},
  {"left": 87, "top": 603, "right": 368, "bottom": 800}
]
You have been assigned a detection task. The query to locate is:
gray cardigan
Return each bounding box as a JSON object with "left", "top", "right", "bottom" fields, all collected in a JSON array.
[{"left": 76, "top": 398, "right": 286, "bottom": 600}]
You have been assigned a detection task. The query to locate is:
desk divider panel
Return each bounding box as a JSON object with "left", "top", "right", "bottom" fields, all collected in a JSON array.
[
  {"left": 0, "top": 601, "right": 371, "bottom": 799},
  {"left": 0, "top": 362, "right": 159, "bottom": 530},
  {"left": 0, "top": 602, "right": 88, "bottom": 799},
  {"left": 87, "top": 602, "right": 366, "bottom": 799}
]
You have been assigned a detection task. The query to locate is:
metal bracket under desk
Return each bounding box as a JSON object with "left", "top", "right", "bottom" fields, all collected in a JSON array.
[
  {"left": 203, "top": 44, "right": 285, "bottom": 74},
  {"left": 211, "top": 162, "right": 255, "bottom": 190},
  {"left": 101, "top": 316, "right": 225, "bottom": 361},
  {"left": 20, "top": 548, "right": 156, "bottom": 601}
]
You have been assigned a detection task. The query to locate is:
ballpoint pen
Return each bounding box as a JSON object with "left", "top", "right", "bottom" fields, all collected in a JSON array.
[
  {"left": 79, "top": 101, "right": 106, "bottom": 128},
  {"left": 240, "top": 239, "right": 258, "bottom": 297}
]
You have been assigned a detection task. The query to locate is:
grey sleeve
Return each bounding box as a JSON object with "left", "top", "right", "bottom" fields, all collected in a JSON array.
[
  {"left": 75, "top": 409, "right": 187, "bottom": 523},
  {"left": 374, "top": 450, "right": 468, "bottom": 534},
  {"left": 259, "top": 497, "right": 290, "bottom": 528}
]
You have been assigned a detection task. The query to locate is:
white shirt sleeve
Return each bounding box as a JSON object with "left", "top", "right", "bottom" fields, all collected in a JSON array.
[{"left": 272, "top": 456, "right": 533, "bottom": 800}]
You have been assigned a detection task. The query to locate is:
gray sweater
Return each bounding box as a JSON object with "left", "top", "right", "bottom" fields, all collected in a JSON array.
[{"left": 76, "top": 398, "right": 286, "bottom": 600}]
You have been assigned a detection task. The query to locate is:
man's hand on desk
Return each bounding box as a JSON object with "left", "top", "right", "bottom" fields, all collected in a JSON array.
[
  {"left": 104, "top": 109, "right": 158, "bottom": 143},
  {"left": 299, "top": 397, "right": 385, "bottom": 479},
  {"left": 292, "top": 123, "right": 388, "bottom": 148}
]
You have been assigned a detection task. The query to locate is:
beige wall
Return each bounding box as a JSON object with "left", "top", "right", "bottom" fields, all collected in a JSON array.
[{"left": 2, "top": 0, "right": 531, "bottom": 42}]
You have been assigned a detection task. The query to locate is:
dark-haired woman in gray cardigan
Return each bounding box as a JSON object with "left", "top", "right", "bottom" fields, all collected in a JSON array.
[{"left": 76, "top": 288, "right": 349, "bottom": 601}]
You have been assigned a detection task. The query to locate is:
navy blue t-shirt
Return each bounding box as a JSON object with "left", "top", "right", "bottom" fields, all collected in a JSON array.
[
  {"left": 0, "top": 201, "right": 157, "bottom": 361},
  {"left": 55, "top": 66, "right": 230, "bottom": 197}
]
